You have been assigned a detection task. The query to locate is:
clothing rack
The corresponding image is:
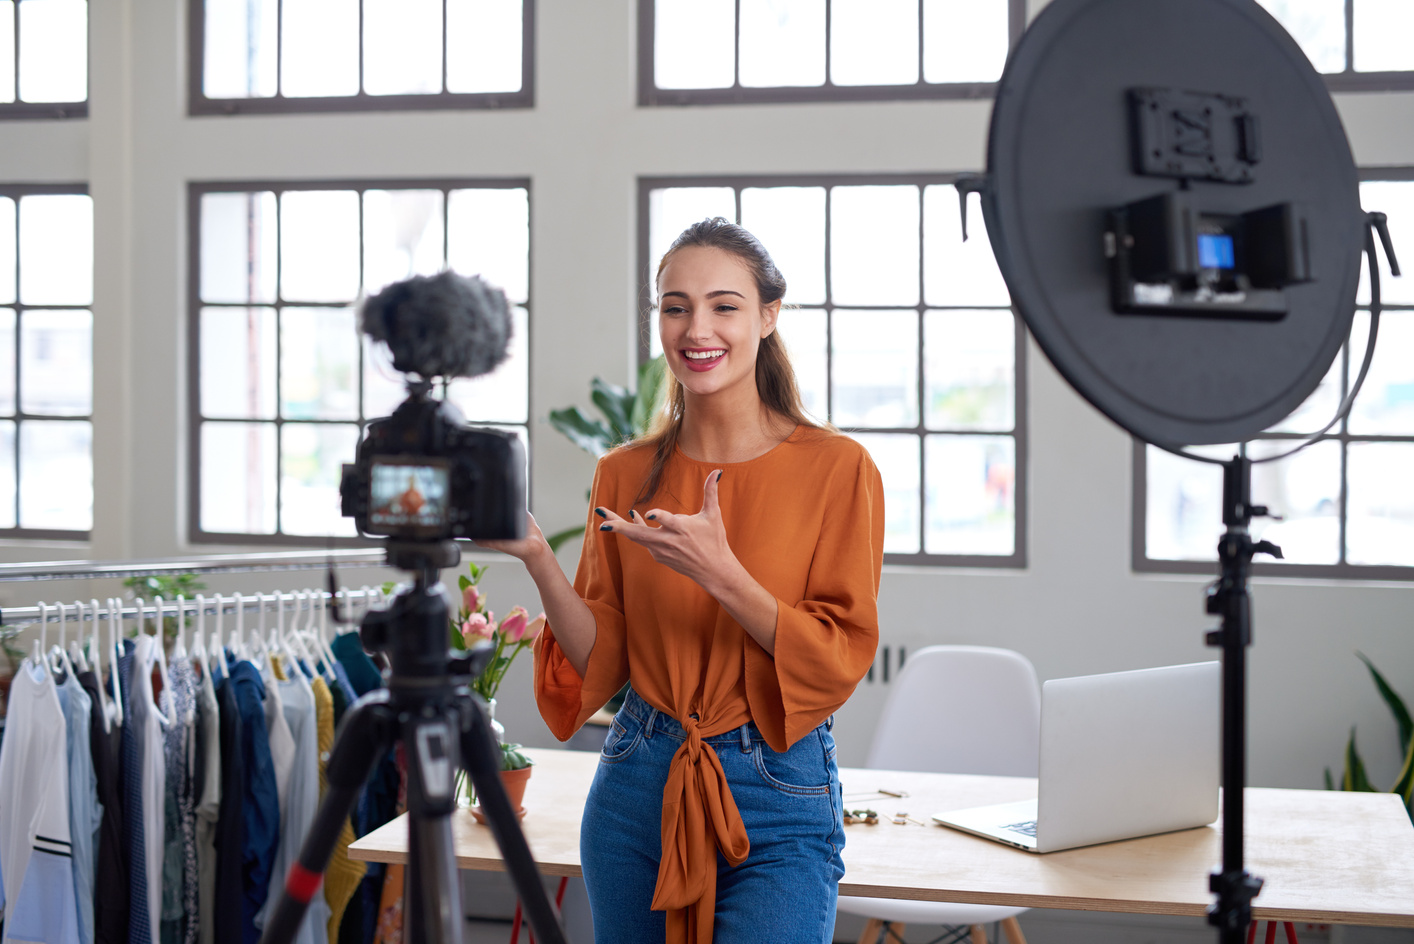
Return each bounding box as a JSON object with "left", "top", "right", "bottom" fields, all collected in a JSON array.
[
  {"left": 0, "top": 587, "right": 389, "bottom": 630},
  {"left": 0, "top": 547, "right": 388, "bottom": 582}
]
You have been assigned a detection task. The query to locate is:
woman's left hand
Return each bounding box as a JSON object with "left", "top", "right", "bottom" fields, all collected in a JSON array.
[{"left": 598, "top": 470, "right": 735, "bottom": 592}]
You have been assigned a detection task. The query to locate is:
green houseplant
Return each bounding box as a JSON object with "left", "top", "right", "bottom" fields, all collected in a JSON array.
[{"left": 1325, "top": 652, "right": 1414, "bottom": 823}]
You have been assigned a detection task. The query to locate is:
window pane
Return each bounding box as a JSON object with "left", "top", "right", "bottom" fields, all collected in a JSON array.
[
  {"left": 19, "top": 193, "right": 92, "bottom": 306},
  {"left": 0, "top": 308, "right": 13, "bottom": 415},
  {"left": 446, "top": 305, "right": 528, "bottom": 423},
  {"left": 1353, "top": 0, "right": 1414, "bottom": 72},
  {"left": 1256, "top": 0, "right": 1346, "bottom": 73},
  {"left": 201, "top": 422, "right": 276, "bottom": 533},
  {"left": 922, "top": 0, "right": 1007, "bottom": 84},
  {"left": 1347, "top": 312, "right": 1414, "bottom": 435},
  {"left": 741, "top": 186, "right": 826, "bottom": 306},
  {"left": 1246, "top": 439, "right": 1341, "bottom": 564},
  {"left": 1144, "top": 443, "right": 1235, "bottom": 561},
  {"left": 830, "top": 0, "right": 919, "bottom": 87},
  {"left": 925, "top": 309, "right": 1013, "bottom": 431},
  {"left": 19, "top": 419, "right": 89, "bottom": 530},
  {"left": 282, "top": 0, "right": 359, "bottom": 97},
  {"left": 0, "top": 420, "right": 13, "bottom": 528},
  {"left": 363, "top": 189, "right": 445, "bottom": 295},
  {"left": 364, "top": 334, "right": 406, "bottom": 419},
  {"left": 447, "top": 0, "right": 523, "bottom": 94},
  {"left": 739, "top": 0, "right": 825, "bottom": 88},
  {"left": 1265, "top": 353, "right": 1340, "bottom": 434},
  {"left": 281, "top": 307, "right": 358, "bottom": 420},
  {"left": 831, "top": 185, "right": 919, "bottom": 307},
  {"left": 364, "top": 0, "right": 443, "bottom": 95},
  {"left": 926, "top": 433, "right": 1014, "bottom": 555},
  {"left": 17, "top": 0, "right": 86, "bottom": 103},
  {"left": 281, "top": 190, "right": 360, "bottom": 302},
  {"left": 1358, "top": 182, "right": 1414, "bottom": 305},
  {"left": 647, "top": 187, "right": 737, "bottom": 282},
  {"left": 281, "top": 423, "right": 359, "bottom": 536},
  {"left": 201, "top": 192, "right": 278, "bottom": 304},
  {"left": 200, "top": 307, "right": 277, "bottom": 419},
  {"left": 0, "top": 3, "right": 13, "bottom": 103},
  {"left": 1346, "top": 442, "right": 1414, "bottom": 566},
  {"left": 447, "top": 188, "right": 529, "bottom": 304},
  {"left": 203, "top": 0, "right": 279, "bottom": 97},
  {"left": 20, "top": 308, "right": 90, "bottom": 415},
  {"left": 775, "top": 307, "right": 827, "bottom": 422},
  {"left": 851, "top": 432, "right": 920, "bottom": 554},
  {"left": 655, "top": 0, "right": 734, "bottom": 90},
  {"left": 0, "top": 196, "right": 14, "bottom": 303},
  {"left": 923, "top": 185, "right": 1009, "bottom": 307},
  {"left": 832, "top": 309, "right": 918, "bottom": 428}
]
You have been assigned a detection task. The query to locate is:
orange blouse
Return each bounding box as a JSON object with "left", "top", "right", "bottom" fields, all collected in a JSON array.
[{"left": 534, "top": 426, "right": 884, "bottom": 944}]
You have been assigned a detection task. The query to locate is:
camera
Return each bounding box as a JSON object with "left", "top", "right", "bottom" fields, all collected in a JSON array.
[{"left": 339, "top": 271, "right": 528, "bottom": 543}]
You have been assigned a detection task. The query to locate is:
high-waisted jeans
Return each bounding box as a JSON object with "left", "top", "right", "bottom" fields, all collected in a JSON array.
[{"left": 579, "top": 687, "right": 846, "bottom": 943}]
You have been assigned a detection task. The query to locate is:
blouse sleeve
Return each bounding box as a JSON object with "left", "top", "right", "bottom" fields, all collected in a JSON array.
[
  {"left": 533, "top": 461, "right": 632, "bottom": 740},
  {"left": 745, "top": 448, "right": 885, "bottom": 751}
]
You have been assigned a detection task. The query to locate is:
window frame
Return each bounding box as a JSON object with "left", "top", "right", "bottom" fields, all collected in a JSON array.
[
  {"left": 1316, "top": 0, "right": 1414, "bottom": 93},
  {"left": 1131, "top": 166, "right": 1414, "bottom": 582},
  {"left": 0, "top": 0, "right": 89, "bottom": 120},
  {"left": 0, "top": 181, "right": 93, "bottom": 540},
  {"left": 637, "top": 173, "right": 1028, "bottom": 569},
  {"left": 187, "top": 0, "right": 536, "bottom": 117},
  {"left": 637, "top": 0, "right": 1027, "bottom": 106},
  {"left": 186, "top": 176, "right": 534, "bottom": 547}
]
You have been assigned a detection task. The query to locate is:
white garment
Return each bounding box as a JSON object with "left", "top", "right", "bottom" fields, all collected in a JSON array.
[
  {"left": 130, "top": 635, "right": 166, "bottom": 933},
  {"left": 261, "top": 658, "right": 295, "bottom": 817},
  {"left": 0, "top": 660, "right": 80, "bottom": 944}
]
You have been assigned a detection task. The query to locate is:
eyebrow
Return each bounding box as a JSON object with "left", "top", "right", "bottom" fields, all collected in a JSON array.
[{"left": 660, "top": 290, "right": 747, "bottom": 300}]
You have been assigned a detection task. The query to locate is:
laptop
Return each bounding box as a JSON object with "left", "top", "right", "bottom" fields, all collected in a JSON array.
[{"left": 932, "top": 661, "right": 1220, "bottom": 853}]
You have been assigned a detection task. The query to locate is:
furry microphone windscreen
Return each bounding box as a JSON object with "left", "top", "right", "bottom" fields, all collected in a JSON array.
[{"left": 360, "top": 271, "right": 513, "bottom": 380}]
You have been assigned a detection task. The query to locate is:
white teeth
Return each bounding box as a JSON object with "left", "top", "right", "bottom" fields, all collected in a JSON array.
[{"left": 685, "top": 350, "right": 723, "bottom": 360}]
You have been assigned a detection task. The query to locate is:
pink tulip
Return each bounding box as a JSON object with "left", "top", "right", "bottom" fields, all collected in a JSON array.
[
  {"left": 500, "top": 606, "right": 531, "bottom": 642},
  {"left": 523, "top": 614, "right": 547, "bottom": 642},
  {"left": 463, "top": 585, "right": 482, "bottom": 614},
  {"left": 462, "top": 613, "right": 493, "bottom": 643}
]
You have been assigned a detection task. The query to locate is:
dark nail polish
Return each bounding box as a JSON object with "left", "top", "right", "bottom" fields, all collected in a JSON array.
[
  {"left": 599, "top": 523, "right": 612, "bottom": 531},
  {"left": 595, "top": 508, "right": 607, "bottom": 518},
  {"left": 629, "top": 510, "right": 636, "bottom": 518},
  {"left": 647, "top": 514, "right": 656, "bottom": 520},
  {"left": 716, "top": 471, "right": 723, "bottom": 481}
]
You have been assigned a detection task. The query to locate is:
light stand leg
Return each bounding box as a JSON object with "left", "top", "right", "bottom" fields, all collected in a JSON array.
[{"left": 404, "top": 705, "right": 466, "bottom": 944}]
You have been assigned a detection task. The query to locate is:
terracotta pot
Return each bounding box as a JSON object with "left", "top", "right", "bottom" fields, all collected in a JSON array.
[{"left": 471, "top": 763, "right": 533, "bottom": 824}]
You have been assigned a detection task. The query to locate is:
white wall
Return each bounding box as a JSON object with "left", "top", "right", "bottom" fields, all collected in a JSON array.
[{"left": 0, "top": 0, "right": 1410, "bottom": 795}]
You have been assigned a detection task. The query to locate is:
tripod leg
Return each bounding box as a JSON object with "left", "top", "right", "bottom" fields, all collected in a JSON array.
[
  {"left": 404, "top": 709, "right": 465, "bottom": 944},
  {"left": 259, "top": 692, "right": 398, "bottom": 944},
  {"left": 459, "top": 696, "right": 567, "bottom": 944}
]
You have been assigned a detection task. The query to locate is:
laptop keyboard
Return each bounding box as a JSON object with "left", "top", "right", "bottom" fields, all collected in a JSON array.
[{"left": 1004, "top": 820, "right": 1038, "bottom": 838}]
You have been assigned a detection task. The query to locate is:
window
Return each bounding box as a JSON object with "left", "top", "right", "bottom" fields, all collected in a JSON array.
[
  {"left": 0, "top": 0, "right": 87, "bottom": 118},
  {"left": 640, "top": 0, "right": 1024, "bottom": 105},
  {"left": 190, "top": 179, "right": 530, "bottom": 543},
  {"left": 191, "top": 0, "right": 533, "bottom": 115},
  {"left": 641, "top": 175, "right": 1025, "bottom": 566},
  {"left": 0, "top": 184, "right": 93, "bottom": 537},
  {"left": 1136, "top": 174, "right": 1414, "bottom": 580},
  {"left": 1258, "top": 0, "right": 1414, "bottom": 90}
]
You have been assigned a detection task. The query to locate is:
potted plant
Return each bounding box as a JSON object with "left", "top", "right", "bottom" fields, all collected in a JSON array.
[
  {"left": 450, "top": 561, "right": 545, "bottom": 820},
  {"left": 1325, "top": 651, "right": 1414, "bottom": 823}
]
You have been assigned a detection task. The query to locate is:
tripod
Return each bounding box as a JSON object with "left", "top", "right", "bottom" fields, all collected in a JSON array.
[{"left": 258, "top": 541, "right": 567, "bottom": 944}]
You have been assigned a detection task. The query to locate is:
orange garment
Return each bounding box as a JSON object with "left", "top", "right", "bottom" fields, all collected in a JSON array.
[{"left": 535, "top": 426, "right": 884, "bottom": 944}]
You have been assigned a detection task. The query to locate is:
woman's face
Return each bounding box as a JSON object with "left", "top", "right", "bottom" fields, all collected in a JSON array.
[{"left": 657, "top": 245, "right": 780, "bottom": 402}]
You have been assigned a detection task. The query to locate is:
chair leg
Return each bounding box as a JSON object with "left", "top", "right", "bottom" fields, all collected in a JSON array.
[
  {"left": 889, "top": 922, "right": 907, "bottom": 942},
  {"left": 857, "top": 918, "right": 884, "bottom": 944},
  {"left": 971, "top": 924, "right": 989, "bottom": 944},
  {"left": 999, "top": 916, "right": 1028, "bottom": 944}
]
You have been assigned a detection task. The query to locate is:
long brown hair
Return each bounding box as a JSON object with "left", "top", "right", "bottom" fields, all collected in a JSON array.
[{"left": 634, "top": 217, "right": 823, "bottom": 505}]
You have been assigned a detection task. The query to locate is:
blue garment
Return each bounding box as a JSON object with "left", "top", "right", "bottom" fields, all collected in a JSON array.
[
  {"left": 58, "top": 672, "right": 101, "bottom": 944},
  {"left": 229, "top": 661, "right": 280, "bottom": 944},
  {"left": 579, "top": 687, "right": 845, "bottom": 944},
  {"left": 330, "top": 634, "right": 380, "bottom": 697},
  {"left": 119, "top": 639, "right": 154, "bottom": 944},
  {"left": 329, "top": 662, "right": 357, "bottom": 709}
]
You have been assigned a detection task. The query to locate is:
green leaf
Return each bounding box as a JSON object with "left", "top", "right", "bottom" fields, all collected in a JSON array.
[
  {"left": 1324, "top": 767, "right": 1335, "bottom": 791},
  {"left": 1393, "top": 733, "right": 1414, "bottom": 808},
  {"left": 448, "top": 621, "right": 467, "bottom": 650},
  {"left": 1356, "top": 651, "right": 1412, "bottom": 758},
  {"left": 545, "top": 525, "right": 585, "bottom": 553},
  {"left": 500, "top": 743, "right": 532, "bottom": 771},
  {"left": 1344, "top": 729, "right": 1378, "bottom": 792},
  {"left": 458, "top": 574, "right": 471, "bottom": 591},
  {"left": 548, "top": 406, "right": 615, "bottom": 457},
  {"left": 467, "top": 561, "right": 487, "bottom": 583},
  {"left": 630, "top": 356, "right": 668, "bottom": 436},
  {"left": 591, "top": 378, "right": 635, "bottom": 441}
]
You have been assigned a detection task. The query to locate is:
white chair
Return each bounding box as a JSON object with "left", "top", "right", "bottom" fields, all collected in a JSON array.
[{"left": 837, "top": 645, "right": 1041, "bottom": 944}]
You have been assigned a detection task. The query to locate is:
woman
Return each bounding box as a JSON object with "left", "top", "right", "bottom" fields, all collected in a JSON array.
[{"left": 483, "top": 218, "right": 884, "bottom": 943}]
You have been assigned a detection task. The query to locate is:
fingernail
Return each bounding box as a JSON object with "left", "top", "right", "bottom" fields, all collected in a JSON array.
[
  {"left": 647, "top": 514, "right": 656, "bottom": 520},
  {"left": 716, "top": 471, "right": 723, "bottom": 482},
  {"left": 599, "top": 524, "right": 612, "bottom": 532},
  {"left": 629, "top": 510, "right": 636, "bottom": 519},
  {"left": 594, "top": 508, "right": 607, "bottom": 519}
]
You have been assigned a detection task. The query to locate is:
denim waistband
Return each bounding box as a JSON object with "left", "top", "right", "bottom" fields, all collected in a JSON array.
[{"left": 616, "top": 685, "right": 832, "bottom": 750}]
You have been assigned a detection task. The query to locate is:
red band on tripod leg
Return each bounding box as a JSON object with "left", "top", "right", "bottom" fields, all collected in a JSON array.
[{"left": 285, "top": 863, "right": 324, "bottom": 904}]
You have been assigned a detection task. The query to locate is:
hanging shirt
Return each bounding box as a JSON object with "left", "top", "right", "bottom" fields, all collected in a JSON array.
[
  {"left": 229, "top": 660, "right": 279, "bottom": 944},
  {"left": 212, "top": 671, "right": 244, "bottom": 944},
  {"left": 261, "top": 659, "right": 296, "bottom": 819},
  {"left": 0, "top": 659, "right": 81, "bottom": 944},
  {"left": 75, "top": 668, "right": 127, "bottom": 944},
  {"left": 534, "top": 428, "right": 884, "bottom": 944},
  {"left": 57, "top": 672, "right": 100, "bottom": 944},
  {"left": 329, "top": 635, "right": 380, "bottom": 697},
  {"left": 159, "top": 658, "right": 199, "bottom": 944},
  {"left": 120, "top": 638, "right": 154, "bottom": 944},
  {"left": 194, "top": 665, "right": 221, "bottom": 944}
]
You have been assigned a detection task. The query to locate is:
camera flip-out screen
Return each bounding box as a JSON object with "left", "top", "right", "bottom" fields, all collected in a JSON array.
[{"left": 368, "top": 458, "right": 451, "bottom": 535}]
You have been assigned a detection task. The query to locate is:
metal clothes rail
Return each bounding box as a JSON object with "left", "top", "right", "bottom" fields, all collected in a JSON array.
[
  {"left": 0, "top": 586, "right": 390, "bottom": 630},
  {"left": 0, "top": 548, "right": 389, "bottom": 583}
]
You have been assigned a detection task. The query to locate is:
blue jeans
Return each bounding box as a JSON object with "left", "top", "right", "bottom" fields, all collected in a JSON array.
[{"left": 580, "top": 687, "right": 846, "bottom": 943}]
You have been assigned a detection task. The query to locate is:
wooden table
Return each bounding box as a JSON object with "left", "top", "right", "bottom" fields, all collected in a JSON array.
[{"left": 348, "top": 748, "right": 1414, "bottom": 928}]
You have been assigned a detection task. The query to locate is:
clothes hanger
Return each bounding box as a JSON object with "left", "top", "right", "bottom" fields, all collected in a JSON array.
[
  {"left": 174, "top": 594, "right": 188, "bottom": 661},
  {"left": 33, "top": 601, "right": 51, "bottom": 675},
  {"left": 315, "top": 590, "right": 338, "bottom": 681},
  {"left": 213, "top": 592, "right": 232, "bottom": 677},
  {"left": 145, "top": 597, "right": 173, "bottom": 728},
  {"left": 233, "top": 591, "right": 248, "bottom": 662},
  {"left": 51, "top": 601, "right": 76, "bottom": 680},
  {"left": 69, "top": 600, "right": 89, "bottom": 673},
  {"left": 108, "top": 597, "right": 125, "bottom": 726},
  {"left": 85, "top": 598, "right": 111, "bottom": 732},
  {"left": 193, "top": 594, "right": 211, "bottom": 680}
]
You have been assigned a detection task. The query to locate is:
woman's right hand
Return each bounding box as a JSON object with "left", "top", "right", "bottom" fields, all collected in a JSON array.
[{"left": 474, "top": 512, "right": 551, "bottom": 564}]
